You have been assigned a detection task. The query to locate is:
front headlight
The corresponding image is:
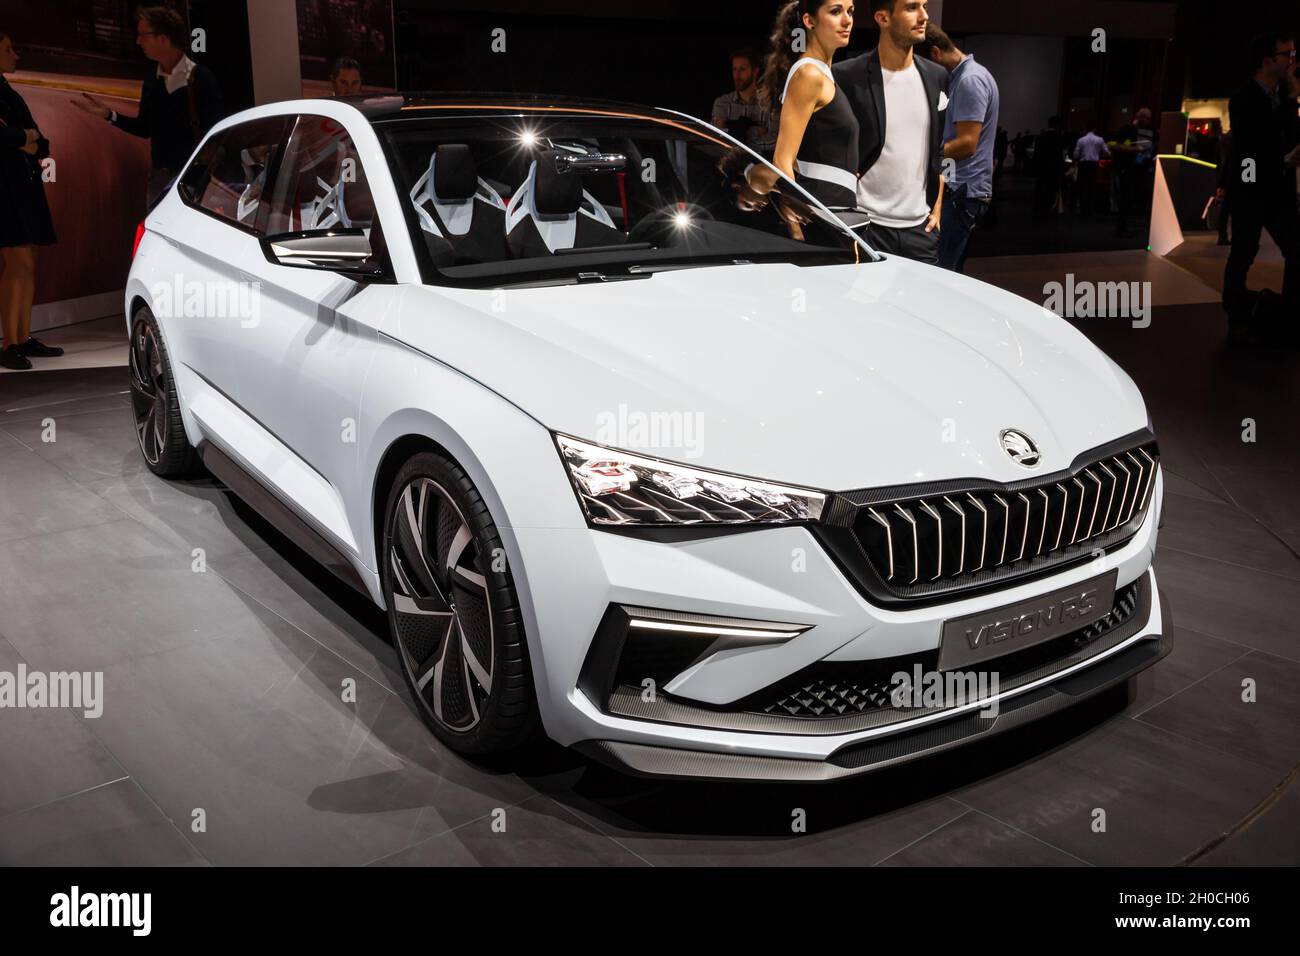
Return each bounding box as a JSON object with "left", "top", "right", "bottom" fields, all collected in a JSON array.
[{"left": 556, "top": 434, "right": 825, "bottom": 527}]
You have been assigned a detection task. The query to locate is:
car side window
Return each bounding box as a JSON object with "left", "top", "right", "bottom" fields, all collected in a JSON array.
[
  {"left": 180, "top": 116, "right": 290, "bottom": 234},
  {"left": 264, "top": 115, "right": 376, "bottom": 235}
]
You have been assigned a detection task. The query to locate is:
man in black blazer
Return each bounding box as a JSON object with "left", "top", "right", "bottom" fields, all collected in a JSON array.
[
  {"left": 1223, "top": 30, "right": 1299, "bottom": 328},
  {"left": 73, "top": 5, "right": 223, "bottom": 204},
  {"left": 834, "top": 0, "right": 948, "bottom": 264}
]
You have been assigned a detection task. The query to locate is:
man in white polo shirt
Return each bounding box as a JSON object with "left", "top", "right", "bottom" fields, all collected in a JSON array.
[{"left": 835, "top": 0, "right": 949, "bottom": 264}]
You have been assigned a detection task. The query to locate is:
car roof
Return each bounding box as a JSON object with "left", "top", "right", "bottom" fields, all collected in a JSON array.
[{"left": 336, "top": 92, "right": 681, "bottom": 123}]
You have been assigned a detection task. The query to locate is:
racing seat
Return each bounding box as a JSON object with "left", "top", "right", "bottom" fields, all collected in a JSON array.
[
  {"left": 410, "top": 144, "right": 508, "bottom": 264},
  {"left": 505, "top": 150, "right": 625, "bottom": 257}
]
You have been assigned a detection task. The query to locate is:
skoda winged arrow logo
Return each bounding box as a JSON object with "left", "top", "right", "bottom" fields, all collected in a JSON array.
[{"left": 1000, "top": 429, "right": 1041, "bottom": 468}]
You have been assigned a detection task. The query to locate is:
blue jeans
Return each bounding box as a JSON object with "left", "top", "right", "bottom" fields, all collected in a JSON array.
[{"left": 938, "top": 191, "right": 988, "bottom": 272}]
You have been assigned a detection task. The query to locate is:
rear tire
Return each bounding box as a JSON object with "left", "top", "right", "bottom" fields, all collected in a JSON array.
[
  {"left": 128, "top": 306, "right": 199, "bottom": 477},
  {"left": 381, "top": 451, "right": 538, "bottom": 756}
]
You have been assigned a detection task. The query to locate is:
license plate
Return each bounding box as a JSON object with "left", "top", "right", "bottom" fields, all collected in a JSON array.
[{"left": 938, "top": 570, "right": 1118, "bottom": 671}]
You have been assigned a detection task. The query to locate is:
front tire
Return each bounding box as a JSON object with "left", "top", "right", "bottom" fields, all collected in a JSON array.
[
  {"left": 128, "top": 306, "right": 199, "bottom": 477},
  {"left": 381, "top": 451, "right": 538, "bottom": 755}
]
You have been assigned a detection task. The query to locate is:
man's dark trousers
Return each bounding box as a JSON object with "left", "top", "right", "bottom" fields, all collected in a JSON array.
[
  {"left": 863, "top": 222, "right": 940, "bottom": 265},
  {"left": 1223, "top": 198, "right": 1300, "bottom": 318},
  {"left": 937, "top": 190, "right": 987, "bottom": 272}
]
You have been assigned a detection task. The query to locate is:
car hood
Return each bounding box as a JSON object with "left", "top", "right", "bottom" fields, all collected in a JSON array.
[{"left": 394, "top": 257, "right": 1147, "bottom": 491}]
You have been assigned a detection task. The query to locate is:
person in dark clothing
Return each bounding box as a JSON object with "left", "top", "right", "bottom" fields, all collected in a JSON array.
[
  {"left": 1032, "top": 116, "right": 1064, "bottom": 216},
  {"left": 73, "top": 5, "right": 222, "bottom": 204},
  {"left": 1111, "top": 107, "right": 1157, "bottom": 236},
  {"left": 1223, "top": 31, "right": 1300, "bottom": 330},
  {"left": 0, "top": 31, "right": 62, "bottom": 371},
  {"left": 1215, "top": 131, "right": 1234, "bottom": 245},
  {"left": 835, "top": 0, "right": 949, "bottom": 264}
]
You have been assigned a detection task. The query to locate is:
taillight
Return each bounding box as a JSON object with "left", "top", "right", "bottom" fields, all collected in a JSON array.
[{"left": 132, "top": 221, "right": 146, "bottom": 260}]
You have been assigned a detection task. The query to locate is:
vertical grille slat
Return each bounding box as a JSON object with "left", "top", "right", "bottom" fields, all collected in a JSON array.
[
  {"left": 894, "top": 504, "right": 920, "bottom": 585},
  {"left": 1053, "top": 482, "right": 1069, "bottom": 551},
  {"left": 1083, "top": 469, "right": 1103, "bottom": 541},
  {"left": 1137, "top": 449, "right": 1157, "bottom": 512},
  {"left": 1112, "top": 458, "right": 1133, "bottom": 532},
  {"left": 1124, "top": 452, "right": 1145, "bottom": 524},
  {"left": 867, "top": 508, "right": 894, "bottom": 581},
  {"left": 943, "top": 496, "right": 967, "bottom": 576},
  {"left": 967, "top": 493, "right": 988, "bottom": 572},
  {"left": 919, "top": 500, "right": 944, "bottom": 581},
  {"left": 1036, "top": 488, "right": 1050, "bottom": 556},
  {"left": 1014, "top": 492, "right": 1031, "bottom": 563},
  {"left": 847, "top": 443, "right": 1159, "bottom": 598},
  {"left": 1098, "top": 463, "right": 1119, "bottom": 533}
]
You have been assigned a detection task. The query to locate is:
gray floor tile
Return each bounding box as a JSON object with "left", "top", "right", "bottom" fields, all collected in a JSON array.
[
  {"left": 1153, "top": 548, "right": 1300, "bottom": 663},
  {"left": 1159, "top": 492, "right": 1300, "bottom": 580},
  {"left": 0, "top": 778, "right": 205, "bottom": 866},
  {"left": 952, "top": 717, "right": 1280, "bottom": 865},
  {"left": 371, "top": 795, "right": 646, "bottom": 866},
  {"left": 559, "top": 790, "right": 969, "bottom": 867},
  {"left": 81, "top": 472, "right": 277, "bottom": 562},
  {"left": 878, "top": 809, "right": 1085, "bottom": 866},
  {"left": 358, "top": 691, "right": 557, "bottom": 831},
  {"left": 0, "top": 391, "right": 131, "bottom": 426},
  {"left": 85, "top": 608, "right": 459, "bottom": 865},
  {"left": 0, "top": 453, "right": 124, "bottom": 543},
  {"left": 1126, "top": 624, "right": 1250, "bottom": 716},
  {"left": 1205, "top": 464, "right": 1300, "bottom": 535},
  {"left": 0, "top": 635, "right": 126, "bottom": 818},
  {"left": 1193, "top": 783, "right": 1300, "bottom": 866},
  {"left": 1160, "top": 469, "right": 1227, "bottom": 505},
  {"left": 210, "top": 545, "right": 401, "bottom": 694},
  {"left": 0, "top": 519, "right": 289, "bottom": 672},
  {"left": 2, "top": 405, "right": 145, "bottom": 484},
  {"left": 1137, "top": 651, "right": 1300, "bottom": 774}
]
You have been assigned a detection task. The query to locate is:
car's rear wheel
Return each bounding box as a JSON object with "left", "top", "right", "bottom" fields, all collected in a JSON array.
[
  {"left": 381, "top": 451, "right": 538, "bottom": 755},
  {"left": 128, "top": 306, "right": 199, "bottom": 477}
]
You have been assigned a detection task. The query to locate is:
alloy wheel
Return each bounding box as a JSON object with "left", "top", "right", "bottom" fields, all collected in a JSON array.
[
  {"left": 129, "top": 318, "right": 167, "bottom": 466},
  {"left": 389, "top": 476, "right": 495, "bottom": 732}
]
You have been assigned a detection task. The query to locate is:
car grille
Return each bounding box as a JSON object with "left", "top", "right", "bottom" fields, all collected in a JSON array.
[{"left": 816, "top": 432, "right": 1159, "bottom": 606}]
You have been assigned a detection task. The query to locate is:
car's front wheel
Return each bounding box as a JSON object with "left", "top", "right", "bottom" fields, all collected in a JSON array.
[{"left": 381, "top": 451, "right": 538, "bottom": 755}]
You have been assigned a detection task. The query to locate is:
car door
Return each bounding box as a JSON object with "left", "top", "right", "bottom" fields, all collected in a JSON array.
[
  {"left": 165, "top": 116, "right": 291, "bottom": 404},
  {"left": 230, "top": 113, "right": 390, "bottom": 559}
]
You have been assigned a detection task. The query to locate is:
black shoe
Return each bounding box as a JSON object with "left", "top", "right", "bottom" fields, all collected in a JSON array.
[
  {"left": 0, "top": 345, "right": 33, "bottom": 370},
  {"left": 15, "top": 336, "right": 63, "bottom": 357}
]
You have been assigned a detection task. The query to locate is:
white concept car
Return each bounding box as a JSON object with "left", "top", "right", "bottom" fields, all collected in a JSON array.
[{"left": 124, "top": 94, "right": 1168, "bottom": 781}]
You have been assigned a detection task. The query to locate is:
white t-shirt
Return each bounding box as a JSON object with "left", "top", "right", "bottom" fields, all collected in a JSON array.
[{"left": 856, "top": 63, "right": 931, "bottom": 229}]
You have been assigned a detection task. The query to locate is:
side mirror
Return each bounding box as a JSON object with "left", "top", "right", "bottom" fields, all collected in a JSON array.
[{"left": 261, "top": 228, "right": 385, "bottom": 278}]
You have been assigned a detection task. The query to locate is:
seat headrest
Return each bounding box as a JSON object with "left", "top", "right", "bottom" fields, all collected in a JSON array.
[
  {"left": 434, "top": 144, "right": 477, "bottom": 201},
  {"left": 533, "top": 150, "right": 583, "bottom": 217}
]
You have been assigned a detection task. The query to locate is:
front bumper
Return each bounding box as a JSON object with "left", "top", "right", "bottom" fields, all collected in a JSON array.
[{"left": 503, "top": 469, "right": 1166, "bottom": 780}]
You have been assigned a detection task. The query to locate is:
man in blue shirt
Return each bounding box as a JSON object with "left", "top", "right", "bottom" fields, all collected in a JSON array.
[{"left": 923, "top": 24, "right": 1000, "bottom": 272}]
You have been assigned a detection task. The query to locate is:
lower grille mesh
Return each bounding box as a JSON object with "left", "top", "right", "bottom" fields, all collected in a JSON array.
[{"left": 749, "top": 578, "right": 1143, "bottom": 720}]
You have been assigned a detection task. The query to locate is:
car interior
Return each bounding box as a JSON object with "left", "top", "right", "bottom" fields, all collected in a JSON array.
[{"left": 378, "top": 119, "right": 861, "bottom": 282}]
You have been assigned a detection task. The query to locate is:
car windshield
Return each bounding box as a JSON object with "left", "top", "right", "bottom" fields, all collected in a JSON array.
[{"left": 376, "top": 110, "right": 872, "bottom": 287}]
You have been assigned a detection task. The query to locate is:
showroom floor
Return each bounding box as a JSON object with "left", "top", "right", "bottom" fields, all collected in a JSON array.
[{"left": 1, "top": 266, "right": 1298, "bottom": 865}]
